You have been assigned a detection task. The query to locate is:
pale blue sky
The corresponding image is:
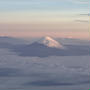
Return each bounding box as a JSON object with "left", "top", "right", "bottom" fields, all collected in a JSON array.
[
  {"left": 0, "top": 0, "right": 89, "bottom": 12},
  {"left": 0, "top": 0, "right": 89, "bottom": 39}
]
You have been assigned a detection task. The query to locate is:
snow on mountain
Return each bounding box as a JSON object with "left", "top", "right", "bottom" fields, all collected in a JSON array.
[{"left": 37, "top": 36, "right": 64, "bottom": 49}]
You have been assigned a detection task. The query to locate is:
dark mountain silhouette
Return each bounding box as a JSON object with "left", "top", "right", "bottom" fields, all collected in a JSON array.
[
  {"left": 12, "top": 42, "right": 90, "bottom": 57},
  {"left": 0, "top": 36, "right": 90, "bottom": 57}
]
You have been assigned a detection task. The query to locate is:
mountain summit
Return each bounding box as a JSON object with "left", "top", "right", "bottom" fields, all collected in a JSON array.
[
  {"left": 10, "top": 36, "right": 90, "bottom": 57},
  {"left": 37, "top": 36, "right": 64, "bottom": 48}
]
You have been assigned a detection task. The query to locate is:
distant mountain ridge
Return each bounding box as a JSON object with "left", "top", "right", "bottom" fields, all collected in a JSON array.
[
  {"left": 0, "top": 36, "right": 90, "bottom": 57},
  {"left": 12, "top": 36, "right": 90, "bottom": 57},
  {"left": 0, "top": 36, "right": 27, "bottom": 45}
]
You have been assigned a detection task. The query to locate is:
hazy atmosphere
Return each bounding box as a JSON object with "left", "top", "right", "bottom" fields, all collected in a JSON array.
[
  {"left": 0, "top": 0, "right": 90, "bottom": 90},
  {"left": 0, "top": 0, "right": 90, "bottom": 39}
]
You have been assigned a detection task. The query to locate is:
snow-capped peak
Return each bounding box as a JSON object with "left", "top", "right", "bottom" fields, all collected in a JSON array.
[{"left": 37, "top": 36, "right": 64, "bottom": 48}]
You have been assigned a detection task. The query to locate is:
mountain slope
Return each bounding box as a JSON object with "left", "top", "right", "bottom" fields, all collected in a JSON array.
[
  {"left": 12, "top": 36, "right": 90, "bottom": 57},
  {"left": 37, "top": 36, "right": 64, "bottom": 49}
]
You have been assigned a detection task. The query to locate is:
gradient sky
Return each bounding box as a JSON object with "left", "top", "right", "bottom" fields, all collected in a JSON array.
[{"left": 0, "top": 0, "right": 90, "bottom": 39}]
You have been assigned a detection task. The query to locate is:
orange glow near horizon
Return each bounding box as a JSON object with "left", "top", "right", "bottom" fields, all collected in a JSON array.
[
  {"left": 0, "top": 31, "right": 90, "bottom": 40},
  {"left": 0, "top": 22, "right": 89, "bottom": 40}
]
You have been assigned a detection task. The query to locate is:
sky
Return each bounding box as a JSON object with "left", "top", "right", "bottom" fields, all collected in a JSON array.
[{"left": 0, "top": 0, "right": 90, "bottom": 39}]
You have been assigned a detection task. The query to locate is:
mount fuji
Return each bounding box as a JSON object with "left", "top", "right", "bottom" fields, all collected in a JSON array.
[
  {"left": 13, "top": 36, "right": 65, "bottom": 57},
  {"left": 37, "top": 36, "right": 64, "bottom": 49},
  {"left": 12, "top": 36, "right": 90, "bottom": 57}
]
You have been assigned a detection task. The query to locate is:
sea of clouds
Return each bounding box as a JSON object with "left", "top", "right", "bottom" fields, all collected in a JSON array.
[{"left": 0, "top": 48, "right": 90, "bottom": 90}]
